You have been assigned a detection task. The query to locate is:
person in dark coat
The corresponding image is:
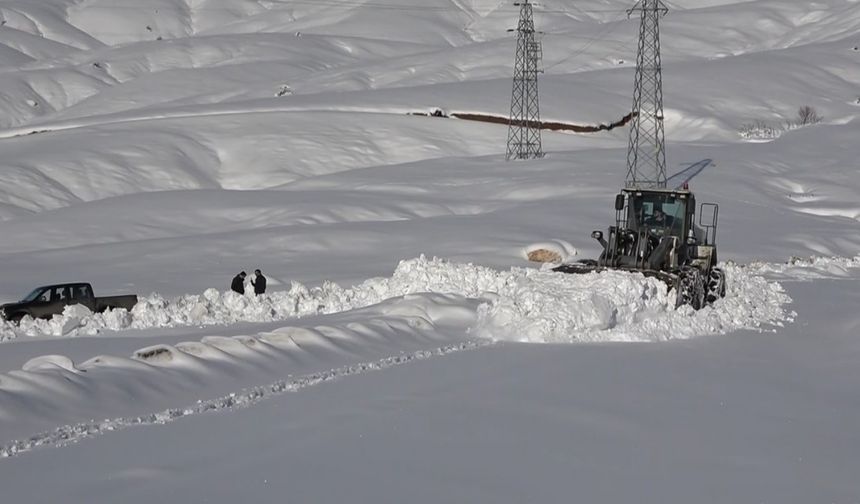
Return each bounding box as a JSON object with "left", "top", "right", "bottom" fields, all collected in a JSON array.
[
  {"left": 231, "top": 271, "right": 247, "bottom": 294},
  {"left": 251, "top": 269, "right": 267, "bottom": 295}
]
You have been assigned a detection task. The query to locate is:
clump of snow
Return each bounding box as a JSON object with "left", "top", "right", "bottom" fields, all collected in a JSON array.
[
  {"left": 0, "top": 256, "right": 802, "bottom": 344},
  {"left": 738, "top": 120, "right": 785, "bottom": 141}
]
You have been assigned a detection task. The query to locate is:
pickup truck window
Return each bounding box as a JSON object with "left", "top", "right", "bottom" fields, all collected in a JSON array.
[
  {"left": 73, "top": 285, "right": 92, "bottom": 299},
  {"left": 22, "top": 287, "right": 49, "bottom": 303}
]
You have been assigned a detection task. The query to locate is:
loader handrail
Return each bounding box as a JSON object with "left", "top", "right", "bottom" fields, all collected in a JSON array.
[{"left": 699, "top": 203, "right": 719, "bottom": 245}]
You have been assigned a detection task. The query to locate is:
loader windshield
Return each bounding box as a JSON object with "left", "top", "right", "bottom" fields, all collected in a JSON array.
[{"left": 627, "top": 192, "right": 687, "bottom": 238}]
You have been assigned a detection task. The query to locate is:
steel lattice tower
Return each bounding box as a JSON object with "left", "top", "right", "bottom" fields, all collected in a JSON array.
[
  {"left": 625, "top": 0, "right": 668, "bottom": 188},
  {"left": 506, "top": 0, "right": 543, "bottom": 161}
]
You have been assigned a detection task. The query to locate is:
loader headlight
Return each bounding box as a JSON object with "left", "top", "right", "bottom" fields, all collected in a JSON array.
[{"left": 591, "top": 230, "right": 603, "bottom": 241}]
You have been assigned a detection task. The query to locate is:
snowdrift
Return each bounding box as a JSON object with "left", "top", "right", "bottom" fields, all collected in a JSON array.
[
  {"left": 1, "top": 256, "right": 802, "bottom": 344},
  {"left": 0, "top": 291, "right": 486, "bottom": 451}
]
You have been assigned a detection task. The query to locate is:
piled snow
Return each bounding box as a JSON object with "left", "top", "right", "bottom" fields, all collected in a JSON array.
[
  {"left": 476, "top": 261, "right": 794, "bottom": 343},
  {"left": 1, "top": 256, "right": 796, "bottom": 344}
]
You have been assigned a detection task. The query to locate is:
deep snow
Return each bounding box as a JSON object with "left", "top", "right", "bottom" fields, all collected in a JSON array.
[
  {"left": 0, "top": 0, "right": 859, "bottom": 502},
  {"left": 3, "top": 274, "right": 860, "bottom": 504},
  {"left": 1, "top": 255, "right": 801, "bottom": 343}
]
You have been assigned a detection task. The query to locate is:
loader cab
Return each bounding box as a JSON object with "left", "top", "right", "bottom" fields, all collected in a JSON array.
[
  {"left": 564, "top": 186, "right": 726, "bottom": 308},
  {"left": 621, "top": 188, "right": 694, "bottom": 240}
]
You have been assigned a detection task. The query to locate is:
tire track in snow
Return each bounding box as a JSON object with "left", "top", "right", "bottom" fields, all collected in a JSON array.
[
  {"left": 0, "top": 339, "right": 490, "bottom": 459},
  {"left": 0, "top": 102, "right": 428, "bottom": 139}
]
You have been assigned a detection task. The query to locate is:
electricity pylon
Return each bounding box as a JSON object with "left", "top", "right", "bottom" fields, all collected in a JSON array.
[
  {"left": 506, "top": 0, "right": 544, "bottom": 161},
  {"left": 625, "top": 0, "right": 668, "bottom": 188}
]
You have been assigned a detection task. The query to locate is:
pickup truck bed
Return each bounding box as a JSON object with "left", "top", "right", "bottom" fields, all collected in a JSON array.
[{"left": 94, "top": 295, "right": 139, "bottom": 312}]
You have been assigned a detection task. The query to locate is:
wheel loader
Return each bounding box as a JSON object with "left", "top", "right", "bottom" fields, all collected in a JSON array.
[{"left": 553, "top": 186, "right": 726, "bottom": 309}]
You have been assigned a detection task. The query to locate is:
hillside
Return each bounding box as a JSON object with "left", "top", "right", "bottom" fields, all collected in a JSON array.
[
  {"left": 0, "top": 0, "right": 858, "bottom": 299},
  {"left": 0, "top": 2, "right": 859, "bottom": 502}
]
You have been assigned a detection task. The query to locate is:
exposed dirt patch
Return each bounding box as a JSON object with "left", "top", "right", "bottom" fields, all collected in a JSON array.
[
  {"left": 409, "top": 109, "right": 635, "bottom": 133},
  {"left": 135, "top": 346, "right": 173, "bottom": 362},
  {"left": 527, "top": 249, "right": 564, "bottom": 263}
]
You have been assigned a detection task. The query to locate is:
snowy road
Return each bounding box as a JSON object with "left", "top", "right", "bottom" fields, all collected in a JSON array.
[{"left": 1, "top": 273, "right": 858, "bottom": 503}]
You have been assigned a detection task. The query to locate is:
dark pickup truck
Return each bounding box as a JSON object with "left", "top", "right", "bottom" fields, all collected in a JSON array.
[{"left": 1, "top": 283, "right": 138, "bottom": 323}]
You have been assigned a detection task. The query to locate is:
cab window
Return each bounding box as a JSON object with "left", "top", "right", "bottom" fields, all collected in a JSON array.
[
  {"left": 73, "top": 285, "right": 92, "bottom": 299},
  {"left": 627, "top": 193, "right": 687, "bottom": 237},
  {"left": 22, "top": 287, "right": 48, "bottom": 302}
]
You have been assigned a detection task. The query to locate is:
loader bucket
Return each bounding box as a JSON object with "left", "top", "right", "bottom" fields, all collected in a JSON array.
[{"left": 552, "top": 261, "right": 679, "bottom": 292}]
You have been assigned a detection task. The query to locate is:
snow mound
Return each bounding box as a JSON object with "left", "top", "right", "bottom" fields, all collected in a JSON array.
[
  {"left": 0, "top": 338, "right": 488, "bottom": 458},
  {"left": 743, "top": 255, "right": 860, "bottom": 281},
  {"left": 1, "top": 256, "right": 797, "bottom": 344},
  {"left": 474, "top": 261, "right": 794, "bottom": 343}
]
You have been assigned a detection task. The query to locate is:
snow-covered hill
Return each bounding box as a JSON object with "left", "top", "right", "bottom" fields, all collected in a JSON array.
[
  {"left": 0, "top": 0, "right": 858, "bottom": 299},
  {"left": 1, "top": 1, "right": 859, "bottom": 502}
]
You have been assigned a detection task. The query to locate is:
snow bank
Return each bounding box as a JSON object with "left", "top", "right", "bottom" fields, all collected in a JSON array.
[
  {"left": 1, "top": 256, "right": 803, "bottom": 344},
  {"left": 471, "top": 261, "right": 791, "bottom": 343},
  {"left": 743, "top": 254, "right": 860, "bottom": 281}
]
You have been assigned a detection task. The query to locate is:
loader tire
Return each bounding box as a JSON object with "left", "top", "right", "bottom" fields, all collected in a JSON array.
[
  {"left": 676, "top": 266, "right": 705, "bottom": 310},
  {"left": 706, "top": 267, "right": 727, "bottom": 305}
]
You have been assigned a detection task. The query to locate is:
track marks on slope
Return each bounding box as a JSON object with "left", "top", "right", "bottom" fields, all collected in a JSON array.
[
  {"left": 0, "top": 292, "right": 486, "bottom": 455},
  {"left": 0, "top": 339, "right": 487, "bottom": 458}
]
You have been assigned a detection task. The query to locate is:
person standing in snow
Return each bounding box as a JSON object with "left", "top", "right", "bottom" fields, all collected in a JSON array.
[
  {"left": 231, "top": 271, "right": 247, "bottom": 294},
  {"left": 251, "top": 269, "right": 267, "bottom": 295}
]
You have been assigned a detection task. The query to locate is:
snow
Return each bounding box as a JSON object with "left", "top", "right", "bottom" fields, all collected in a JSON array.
[
  {"left": 0, "top": 0, "right": 859, "bottom": 501},
  {"left": 0, "top": 290, "right": 487, "bottom": 447},
  {"left": 1, "top": 255, "right": 799, "bottom": 343},
  {"left": 4, "top": 275, "right": 860, "bottom": 503}
]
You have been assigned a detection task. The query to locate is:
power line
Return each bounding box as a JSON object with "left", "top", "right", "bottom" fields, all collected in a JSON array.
[
  {"left": 10, "top": 1, "right": 629, "bottom": 14},
  {"left": 541, "top": 8, "right": 634, "bottom": 73},
  {"left": 265, "top": 1, "right": 628, "bottom": 14}
]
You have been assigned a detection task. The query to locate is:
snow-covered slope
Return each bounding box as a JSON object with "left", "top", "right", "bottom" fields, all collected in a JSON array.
[
  {"left": 0, "top": 1, "right": 859, "bottom": 501},
  {"left": 0, "top": 0, "right": 857, "bottom": 299}
]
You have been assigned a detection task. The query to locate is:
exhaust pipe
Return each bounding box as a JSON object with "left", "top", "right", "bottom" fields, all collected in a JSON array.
[{"left": 591, "top": 230, "right": 608, "bottom": 249}]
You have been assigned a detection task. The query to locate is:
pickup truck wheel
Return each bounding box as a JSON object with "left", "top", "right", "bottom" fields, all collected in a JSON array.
[{"left": 9, "top": 313, "right": 25, "bottom": 324}]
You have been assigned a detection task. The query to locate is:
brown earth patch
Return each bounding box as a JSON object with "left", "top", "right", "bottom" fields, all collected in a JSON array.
[
  {"left": 527, "top": 249, "right": 564, "bottom": 263},
  {"left": 409, "top": 109, "right": 635, "bottom": 133}
]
